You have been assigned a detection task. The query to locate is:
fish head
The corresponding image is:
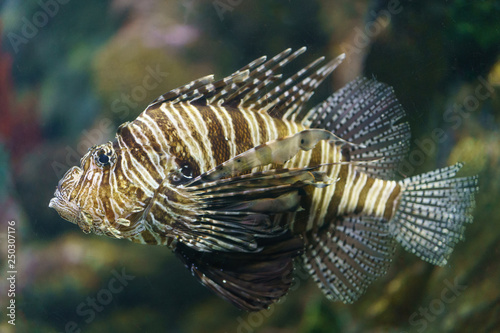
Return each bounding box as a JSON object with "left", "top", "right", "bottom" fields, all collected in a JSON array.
[{"left": 49, "top": 142, "right": 144, "bottom": 237}]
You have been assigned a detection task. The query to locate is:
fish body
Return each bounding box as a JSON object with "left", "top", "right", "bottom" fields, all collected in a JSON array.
[{"left": 49, "top": 48, "right": 478, "bottom": 310}]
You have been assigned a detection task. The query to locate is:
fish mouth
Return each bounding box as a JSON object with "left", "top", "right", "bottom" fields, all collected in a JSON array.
[
  {"left": 48, "top": 196, "right": 58, "bottom": 209},
  {"left": 49, "top": 188, "right": 80, "bottom": 224},
  {"left": 49, "top": 166, "right": 83, "bottom": 224},
  {"left": 48, "top": 182, "right": 64, "bottom": 210}
]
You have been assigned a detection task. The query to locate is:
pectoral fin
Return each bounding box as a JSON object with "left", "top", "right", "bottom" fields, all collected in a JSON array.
[
  {"left": 171, "top": 167, "right": 332, "bottom": 252},
  {"left": 187, "top": 129, "right": 356, "bottom": 185},
  {"left": 175, "top": 234, "right": 303, "bottom": 311}
]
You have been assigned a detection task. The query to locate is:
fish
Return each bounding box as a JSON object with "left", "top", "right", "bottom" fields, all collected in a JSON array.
[{"left": 49, "top": 47, "right": 478, "bottom": 311}]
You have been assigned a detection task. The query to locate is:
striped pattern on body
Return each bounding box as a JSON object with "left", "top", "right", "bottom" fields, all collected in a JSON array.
[
  {"left": 114, "top": 102, "right": 400, "bottom": 244},
  {"left": 49, "top": 47, "right": 478, "bottom": 311}
]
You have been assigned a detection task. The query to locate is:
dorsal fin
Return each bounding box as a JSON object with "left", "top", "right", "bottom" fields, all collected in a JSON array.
[
  {"left": 303, "top": 77, "right": 411, "bottom": 180},
  {"left": 146, "top": 48, "right": 345, "bottom": 120},
  {"left": 263, "top": 54, "right": 344, "bottom": 120}
]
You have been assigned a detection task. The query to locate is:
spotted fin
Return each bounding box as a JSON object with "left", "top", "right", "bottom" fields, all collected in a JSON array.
[
  {"left": 390, "top": 163, "right": 478, "bottom": 266},
  {"left": 147, "top": 47, "right": 345, "bottom": 119},
  {"left": 303, "top": 215, "right": 395, "bottom": 303},
  {"left": 302, "top": 77, "right": 411, "bottom": 180},
  {"left": 175, "top": 234, "right": 303, "bottom": 311}
]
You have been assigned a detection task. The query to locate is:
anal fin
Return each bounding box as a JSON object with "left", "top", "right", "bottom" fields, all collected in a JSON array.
[{"left": 303, "top": 215, "right": 395, "bottom": 303}]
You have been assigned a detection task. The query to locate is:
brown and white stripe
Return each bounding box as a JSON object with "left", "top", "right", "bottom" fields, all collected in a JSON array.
[{"left": 114, "top": 101, "right": 401, "bottom": 242}]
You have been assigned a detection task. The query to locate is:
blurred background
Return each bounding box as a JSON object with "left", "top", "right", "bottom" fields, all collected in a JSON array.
[{"left": 0, "top": 0, "right": 499, "bottom": 332}]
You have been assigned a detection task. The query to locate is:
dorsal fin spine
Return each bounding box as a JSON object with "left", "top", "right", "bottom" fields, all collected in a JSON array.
[
  {"left": 226, "top": 48, "right": 299, "bottom": 105},
  {"left": 147, "top": 48, "right": 346, "bottom": 123},
  {"left": 256, "top": 56, "right": 326, "bottom": 113}
]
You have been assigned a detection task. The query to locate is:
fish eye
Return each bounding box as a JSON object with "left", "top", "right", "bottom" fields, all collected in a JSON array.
[
  {"left": 95, "top": 149, "right": 113, "bottom": 167},
  {"left": 99, "top": 154, "right": 109, "bottom": 164},
  {"left": 169, "top": 163, "right": 193, "bottom": 185},
  {"left": 180, "top": 164, "right": 193, "bottom": 178}
]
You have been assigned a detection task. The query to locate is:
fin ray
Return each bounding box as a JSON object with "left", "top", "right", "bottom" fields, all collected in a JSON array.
[
  {"left": 146, "top": 47, "right": 346, "bottom": 121},
  {"left": 175, "top": 235, "right": 303, "bottom": 311},
  {"left": 304, "top": 77, "right": 411, "bottom": 180},
  {"left": 157, "top": 167, "right": 332, "bottom": 253},
  {"left": 187, "top": 129, "right": 353, "bottom": 185},
  {"left": 303, "top": 215, "right": 395, "bottom": 303},
  {"left": 390, "top": 162, "right": 478, "bottom": 266}
]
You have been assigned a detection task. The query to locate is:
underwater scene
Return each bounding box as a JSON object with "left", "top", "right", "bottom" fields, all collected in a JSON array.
[{"left": 1, "top": 0, "right": 499, "bottom": 332}]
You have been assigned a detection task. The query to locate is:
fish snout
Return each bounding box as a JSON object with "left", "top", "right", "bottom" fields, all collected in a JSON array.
[{"left": 49, "top": 166, "right": 83, "bottom": 224}]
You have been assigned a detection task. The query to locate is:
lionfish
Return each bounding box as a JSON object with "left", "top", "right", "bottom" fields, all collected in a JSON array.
[{"left": 49, "top": 48, "right": 478, "bottom": 311}]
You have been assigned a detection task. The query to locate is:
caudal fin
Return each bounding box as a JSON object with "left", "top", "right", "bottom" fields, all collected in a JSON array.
[{"left": 390, "top": 163, "right": 478, "bottom": 266}]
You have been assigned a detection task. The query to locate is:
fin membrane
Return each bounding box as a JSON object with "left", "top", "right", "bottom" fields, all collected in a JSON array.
[
  {"left": 174, "top": 234, "right": 303, "bottom": 311},
  {"left": 390, "top": 163, "right": 478, "bottom": 266},
  {"left": 302, "top": 77, "right": 411, "bottom": 180},
  {"left": 303, "top": 215, "right": 395, "bottom": 303}
]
